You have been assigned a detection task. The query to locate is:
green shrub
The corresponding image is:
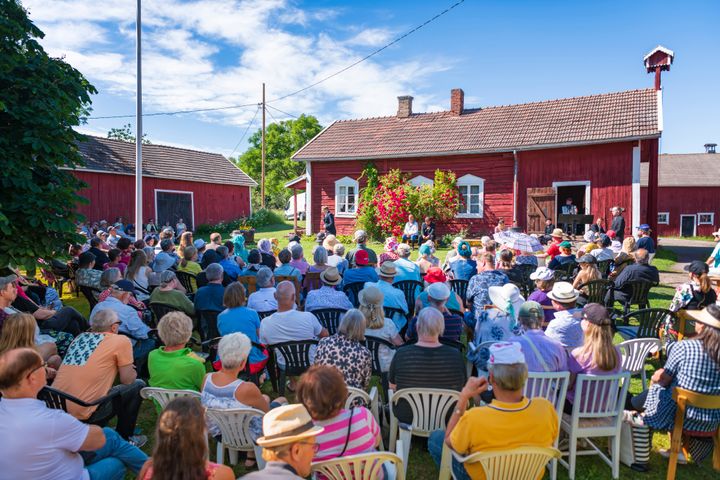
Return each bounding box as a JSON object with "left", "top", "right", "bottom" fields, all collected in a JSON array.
[{"left": 195, "top": 209, "right": 285, "bottom": 236}]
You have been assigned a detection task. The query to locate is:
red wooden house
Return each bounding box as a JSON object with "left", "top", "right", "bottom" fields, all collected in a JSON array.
[
  {"left": 641, "top": 145, "right": 720, "bottom": 237},
  {"left": 69, "top": 136, "right": 256, "bottom": 229}
]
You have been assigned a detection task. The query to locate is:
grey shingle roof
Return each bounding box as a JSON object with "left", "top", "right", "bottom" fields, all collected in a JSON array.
[
  {"left": 75, "top": 136, "right": 257, "bottom": 187},
  {"left": 641, "top": 153, "right": 720, "bottom": 187},
  {"left": 293, "top": 89, "right": 660, "bottom": 161}
]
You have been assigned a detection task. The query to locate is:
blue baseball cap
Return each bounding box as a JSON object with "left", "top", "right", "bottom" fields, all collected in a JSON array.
[{"left": 637, "top": 224, "right": 651, "bottom": 231}]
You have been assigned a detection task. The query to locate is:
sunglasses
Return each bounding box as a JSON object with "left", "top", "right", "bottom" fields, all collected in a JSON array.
[{"left": 297, "top": 442, "right": 319, "bottom": 453}]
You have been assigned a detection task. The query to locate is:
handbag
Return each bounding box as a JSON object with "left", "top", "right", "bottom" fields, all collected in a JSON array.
[{"left": 618, "top": 411, "right": 651, "bottom": 472}]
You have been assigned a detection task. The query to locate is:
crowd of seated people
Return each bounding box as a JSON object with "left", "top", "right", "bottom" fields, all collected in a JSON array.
[{"left": 2, "top": 216, "right": 720, "bottom": 480}]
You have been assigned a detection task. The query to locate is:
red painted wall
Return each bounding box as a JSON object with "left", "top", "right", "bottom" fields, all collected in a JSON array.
[
  {"left": 310, "top": 152, "right": 514, "bottom": 236},
  {"left": 517, "top": 142, "right": 636, "bottom": 239},
  {"left": 641, "top": 186, "right": 720, "bottom": 237},
  {"left": 73, "top": 171, "right": 251, "bottom": 227}
]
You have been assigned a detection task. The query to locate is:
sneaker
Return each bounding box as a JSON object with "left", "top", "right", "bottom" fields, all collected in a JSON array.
[
  {"left": 659, "top": 449, "right": 687, "bottom": 465},
  {"left": 128, "top": 435, "right": 147, "bottom": 448}
]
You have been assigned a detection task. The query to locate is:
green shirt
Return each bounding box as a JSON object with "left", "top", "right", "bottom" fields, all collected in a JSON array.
[
  {"left": 150, "top": 288, "right": 195, "bottom": 315},
  {"left": 148, "top": 347, "right": 206, "bottom": 392}
]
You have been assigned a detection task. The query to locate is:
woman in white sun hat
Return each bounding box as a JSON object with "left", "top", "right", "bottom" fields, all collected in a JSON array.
[
  {"left": 469, "top": 283, "right": 524, "bottom": 373},
  {"left": 706, "top": 228, "right": 720, "bottom": 275}
]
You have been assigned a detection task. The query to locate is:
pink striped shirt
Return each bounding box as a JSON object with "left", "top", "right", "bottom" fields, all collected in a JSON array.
[{"left": 313, "top": 407, "right": 379, "bottom": 462}]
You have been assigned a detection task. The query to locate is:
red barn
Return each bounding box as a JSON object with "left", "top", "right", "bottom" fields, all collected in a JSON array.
[
  {"left": 293, "top": 87, "right": 663, "bottom": 239},
  {"left": 69, "top": 136, "right": 256, "bottom": 229},
  {"left": 641, "top": 147, "right": 720, "bottom": 237}
]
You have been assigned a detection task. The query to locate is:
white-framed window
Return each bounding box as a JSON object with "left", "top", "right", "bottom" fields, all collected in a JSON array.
[
  {"left": 698, "top": 212, "right": 714, "bottom": 225},
  {"left": 409, "top": 175, "right": 434, "bottom": 187},
  {"left": 657, "top": 212, "right": 669, "bottom": 225},
  {"left": 335, "top": 176, "right": 358, "bottom": 217},
  {"left": 456, "top": 174, "right": 484, "bottom": 218}
]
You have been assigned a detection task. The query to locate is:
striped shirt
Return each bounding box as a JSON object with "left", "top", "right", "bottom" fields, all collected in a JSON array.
[{"left": 313, "top": 407, "right": 379, "bottom": 462}]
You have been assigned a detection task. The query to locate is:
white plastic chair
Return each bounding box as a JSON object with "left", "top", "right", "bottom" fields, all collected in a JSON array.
[
  {"left": 346, "top": 386, "right": 383, "bottom": 449},
  {"left": 451, "top": 446, "right": 561, "bottom": 480},
  {"left": 618, "top": 338, "right": 661, "bottom": 390},
  {"left": 139, "top": 387, "right": 201, "bottom": 409},
  {"left": 523, "top": 371, "right": 570, "bottom": 480},
  {"left": 205, "top": 407, "right": 265, "bottom": 469},
  {"left": 558, "top": 373, "right": 631, "bottom": 480},
  {"left": 388, "top": 388, "right": 460, "bottom": 479},
  {"left": 310, "top": 439, "right": 405, "bottom": 480}
]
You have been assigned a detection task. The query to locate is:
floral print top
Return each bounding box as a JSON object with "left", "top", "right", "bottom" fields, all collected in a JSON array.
[{"left": 314, "top": 334, "right": 372, "bottom": 390}]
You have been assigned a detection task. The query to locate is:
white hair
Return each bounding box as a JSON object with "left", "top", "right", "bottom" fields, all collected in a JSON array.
[
  {"left": 290, "top": 243, "right": 304, "bottom": 260},
  {"left": 313, "top": 245, "right": 328, "bottom": 265},
  {"left": 91, "top": 309, "right": 118, "bottom": 332},
  {"left": 218, "top": 332, "right": 251, "bottom": 369},
  {"left": 416, "top": 307, "right": 445, "bottom": 338},
  {"left": 256, "top": 267, "right": 274, "bottom": 288}
]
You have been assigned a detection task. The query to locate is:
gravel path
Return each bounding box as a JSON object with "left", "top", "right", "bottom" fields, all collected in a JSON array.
[{"left": 657, "top": 237, "right": 715, "bottom": 286}]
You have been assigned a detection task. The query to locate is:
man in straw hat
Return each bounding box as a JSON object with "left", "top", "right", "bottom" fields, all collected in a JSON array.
[
  {"left": 346, "top": 230, "right": 377, "bottom": 268},
  {"left": 428, "top": 342, "right": 559, "bottom": 480},
  {"left": 544, "top": 228, "right": 567, "bottom": 261},
  {"left": 304, "top": 267, "right": 352, "bottom": 312},
  {"left": 365, "top": 261, "right": 408, "bottom": 330},
  {"left": 241, "top": 404, "right": 324, "bottom": 479},
  {"left": 545, "top": 282, "right": 584, "bottom": 349}
]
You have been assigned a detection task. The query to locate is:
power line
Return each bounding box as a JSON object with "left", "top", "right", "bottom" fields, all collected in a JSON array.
[
  {"left": 266, "top": 104, "right": 298, "bottom": 119},
  {"left": 265, "top": 106, "right": 280, "bottom": 123},
  {"left": 266, "top": 0, "right": 465, "bottom": 104},
  {"left": 89, "top": 101, "right": 259, "bottom": 120},
  {"left": 85, "top": 1, "right": 465, "bottom": 121},
  {"left": 227, "top": 105, "right": 261, "bottom": 158}
]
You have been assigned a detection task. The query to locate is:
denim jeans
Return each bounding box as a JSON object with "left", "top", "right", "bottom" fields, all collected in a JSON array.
[
  {"left": 88, "top": 379, "right": 146, "bottom": 439},
  {"left": 133, "top": 337, "right": 157, "bottom": 361},
  {"left": 85, "top": 427, "right": 148, "bottom": 480},
  {"left": 428, "top": 430, "right": 471, "bottom": 480}
]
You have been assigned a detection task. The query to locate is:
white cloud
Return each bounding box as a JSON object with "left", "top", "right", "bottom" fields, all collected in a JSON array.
[{"left": 25, "top": 0, "right": 454, "bottom": 128}]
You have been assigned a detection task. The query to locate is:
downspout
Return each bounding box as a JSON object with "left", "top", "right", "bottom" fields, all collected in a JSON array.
[{"left": 512, "top": 150, "right": 519, "bottom": 226}]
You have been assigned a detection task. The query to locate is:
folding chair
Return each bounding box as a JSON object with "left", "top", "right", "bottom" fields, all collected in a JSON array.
[
  {"left": 39, "top": 386, "right": 122, "bottom": 427},
  {"left": 174, "top": 270, "right": 197, "bottom": 294},
  {"left": 149, "top": 302, "right": 181, "bottom": 327},
  {"left": 615, "top": 308, "right": 675, "bottom": 341},
  {"left": 577, "top": 279, "right": 613, "bottom": 306},
  {"left": 346, "top": 386, "right": 383, "bottom": 444},
  {"left": 448, "top": 280, "right": 469, "bottom": 306},
  {"left": 363, "top": 335, "right": 396, "bottom": 401}
]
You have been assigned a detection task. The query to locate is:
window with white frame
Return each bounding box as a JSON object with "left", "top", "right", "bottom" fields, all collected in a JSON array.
[
  {"left": 456, "top": 174, "right": 484, "bottom": 218},
  {"left": 657, "top": 212, "right": 669, "bottom": 225},
  {"left": 409, "top": 175, "right": 434, "bottom": 187},
  {"left": 698, "top": 212, "right": 714, "bottom": 225},
  {"left": 335, "top": 176, "right": 358, "bottom": 217}
]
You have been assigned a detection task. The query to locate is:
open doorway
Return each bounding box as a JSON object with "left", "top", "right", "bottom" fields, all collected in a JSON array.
[
  {"left": 554, "top": 182, "right": 590, "bottom": 235},
  {"left": 680, "top": 215, "right": 696, "bottom": 237}
]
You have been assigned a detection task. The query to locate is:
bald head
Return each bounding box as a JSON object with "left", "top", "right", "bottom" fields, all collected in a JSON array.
[
  {"left": 634, "top": 248, "right": 650, "bottom": 265},
  {"left": 0, "top": 348, "right": 43, "bottom": 393},
  {"left": 275, "top": 280, "right": 296, "bottom": 311}
]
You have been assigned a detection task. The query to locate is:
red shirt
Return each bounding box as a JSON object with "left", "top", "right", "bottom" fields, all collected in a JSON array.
[{"left": 546, "top": 240, "right": 562, "bottom": 260}]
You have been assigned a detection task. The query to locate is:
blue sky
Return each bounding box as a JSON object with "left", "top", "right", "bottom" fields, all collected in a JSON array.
[{"left": 25, "top": 0, "right": 719, "bottom": 156}]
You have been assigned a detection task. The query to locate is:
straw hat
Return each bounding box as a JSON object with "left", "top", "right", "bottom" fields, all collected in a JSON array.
[
  {"left": 322, "top": 234, "right": 339, "bottom": 251},
  {"left": 550, "top": 228, "right": 565, "bottom": 238},
  {"left": 377, "top": 261, "right": 397, "bottom": 277},
  {"left": 547, "top": 282, "right": 580, "bottom": 303},
  {"left": 319, "top": 267, "right": 341, "bottom": 286},
  {"left": 687, "top": 306, "right": 720, "bottom": 330},
  {"left": 488, "top": 284, "right": 525, "bottom": 317},
  {"left": 256, "top": 404, "right": 324, "bottom": 447}
]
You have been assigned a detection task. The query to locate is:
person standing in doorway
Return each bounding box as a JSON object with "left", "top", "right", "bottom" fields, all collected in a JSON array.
[
  {"left": 322, "top": 206, "right": 336, "bottom": 235},
  {"left": 610, "top": 206, "right": 626, "bottom": 241}
]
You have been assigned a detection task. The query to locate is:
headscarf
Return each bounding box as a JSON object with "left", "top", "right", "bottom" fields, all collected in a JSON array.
[
  {"left": 419, "top": 244, "right": 432, "bottom": 256},
  {"left": 458, "top": 241, "right": 472, "bottom": 259},
  {"left": 232, "top": 233, "right": 249, "bottom": 262},
  {"left": 384, "top": 237, "right": 399, "bottom": 253},
  {"left": 258, "top": 238, "right": 273, "bottom": 255}
]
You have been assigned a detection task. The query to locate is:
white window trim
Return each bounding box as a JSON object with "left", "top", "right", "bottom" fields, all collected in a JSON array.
[
  {"left": 335, "top": 176, "right": 359, "bottom": 218},
  {"left": 456, "top": 174, "right": 484, "bottom": 218},
  {"left": 409, "top": 175, "right": 434, "bottom": 187},
  {"left": 698, "top": 212, "right": 715, "bottom": 225},
  {"left": 657, "top": 212, "right": 670, "bottom": 225}
]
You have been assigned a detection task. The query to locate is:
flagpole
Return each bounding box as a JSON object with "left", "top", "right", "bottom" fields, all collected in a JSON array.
[{"left": 135, "top": 0, "right": 143, "bottom": 241}]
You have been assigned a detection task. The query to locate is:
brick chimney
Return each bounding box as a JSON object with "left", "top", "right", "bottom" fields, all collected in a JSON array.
[
  {"left": 450, "top": 88, "right": 464, "bottom": 115},
  {"left": 397, "top": 96, "right": 413, "bottom": 118}
]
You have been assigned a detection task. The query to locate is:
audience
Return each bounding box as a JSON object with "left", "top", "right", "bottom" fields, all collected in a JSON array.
[
  {"left": 406, "top": 283, "right": 463, "bottom": 343},
  {"left": 513, "top": 301, "right": 568, "bottom": 372},
  {"left": 360, "top": 286, "right": 404, "bottom": 372},
  {"left": 150, "top": 271, "right": 195, "bottom": 317},
  {"left": 153, "top": 239, "right": 179, "bottom": 273},
  {"left": 304, "top": 267, "right": 352, "bottom": 312},
  {"left": 415, "top": 243, "right": 440, "bottom": 273},
  {"left": 88, "top": 237, "right": 111, "bottom": 270},
  {"left": 217, "top": 246, "right": 242, "bottom": 281},
  {"left": 466, "top": 253, "right": 509, "bottom": 328},
  {"left": 148, "top": 312, "right": 205, "bottom": 393},
  {"left": 547, "top": 241, "right": 576, "bottom": 270},
  {"left": 450, "top": 241, "right": 476, "bottom": 281},
  {"left": 389, "top": 308, "right": 467, "bottom": 423},
  {"left": 415, "top": 267, "right": 463, "bottom": 314},
  {"left": 247, "top": 267, "right": 279, "bottom": 313},
  {"left": 545, "top": 282, "right": 584, "bottom": 350},
  {"left": 125, "top": 250, "right": 152, "bottom": 300},
  {"left": 176, "top": 246, "right": 202, "bottom": 291},
  {"left": 379, "top": 237, "right": 400, "bottom": 265},
  {"left": 240, "top": 249, "right": 263, "bottom": 278},
  {"left": 76, "top": 251, "right": 103, "bottom": 290},
  {"left": 341, "top": 250, "right": 378, "bottom": 287},
  {"left": 288, "top": 244, "right": 310, "bottom": 275},
  {"left": 669, "top": 260, "right": 717, "bottom": 314},
  {"left": 429, "top": 342, "right": 558, "bottom": 480},
  {"left": 0, "top": 312, "right": 61, "bottom": 374},
  {"left": 296, "top": 365, "right": 380, "bottom": 462},
  {"left": 314, "top": 309, "right": 372, "bottom": 390},
  {"left": 53, "top": 310, "right": 147, "bottom": 445},
  {"left": 207, "top": 232, "right": 223, "bottom": 251},
  {"left": 137, "top": 397, "right": 234, "bottom": 480},
  {"left": 365, "top": 261, "right": 408, "bottom": 330},
  {"left": 274, "top": 248, "right": 303, "bottom": 284},
  {"left": 573, "top": 254, "right": 602, "bottom": 298},
  {"left": 527, "top": 267, "right": 556, "bottom": 325},
  {"left": 0, "top": 347, "right": 148, "bottom": 479},
  {"left": 98, "top": 268, "right": 146, "bottom": 315},
  {"left": 105, "top": 248, "right": 127, "bottom": 275},
  {"left": 394, "top": 243, "right": 422, "bottom": 282},
  {"left": 217, "top": 282, "right": 268, "bottom": 375},
  {"left": 242, "top": 404, "right": 322, "bottom": 479},
  {"left": 346, "top": 230, "right": 378, "bottom": 267},
  {"left": 257, "top": 238, "right": 277, "bottom": 271},
  {"left": 193, "top": 263, "right": 226, "bottom": 315},
  {"left": 590, "top": 233, "right": 614, "bottom": 261},
  {"left": 610, "top": 236, "right": 636, "bottom": 278},
  {"left": 608, "top": 248, "right": 659, "bottom": 307}
]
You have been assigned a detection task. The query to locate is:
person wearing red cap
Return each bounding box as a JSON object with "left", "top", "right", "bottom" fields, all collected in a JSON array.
[
  {"left": 340, "top": 250, "right": 378, "bottom": 288},
  {"left": 414, "top": 267, "right": 463, "bottom": 314}
]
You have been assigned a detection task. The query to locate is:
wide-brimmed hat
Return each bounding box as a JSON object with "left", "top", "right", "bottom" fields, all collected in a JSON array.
[
  {"left": 320, "top": 267, "right": 342, "bottom": 286},
  {"left": 547, "top": 282, "right": 579, "bottom": 303},
  {"left": 687, "top": 306, "right": 720, "bottom": 330},
  {"left": 424, "top": 267, "right": 447, "bottom": 284},
  {"left": 256, "top": 404, "right": 324, "bottom": 448},
  {"left": 322, "top": 234, "right": 339, "bottom": 250},
  {"left": 712, "top": 229, "right": 720, "bottom": 238},
  {"left": 488, "top": 284, "right": 525, "bottom": 316},
  {"left": 377, "top": 261, "right": 397, "bottom": 277},
  {"left": 550, "top": 228, "right": 565, "bottom": 238},
  {"left": 529, "top": 267, "right": 554, "bottom": 281}
]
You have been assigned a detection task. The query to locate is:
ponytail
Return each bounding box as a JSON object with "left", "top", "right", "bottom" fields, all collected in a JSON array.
[{"left": 697, "top": 272, "right": 711, "bottom": 294}]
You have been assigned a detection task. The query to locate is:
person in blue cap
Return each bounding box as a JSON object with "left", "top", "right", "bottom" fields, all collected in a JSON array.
[{"left": 636, "top": 224, "right": 656, "bottom": 256}]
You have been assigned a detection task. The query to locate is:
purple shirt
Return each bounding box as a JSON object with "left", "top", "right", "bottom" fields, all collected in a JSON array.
[
  {"left": 566, "top": 346, "right": 622, "bottom": 403},
  {"left": 288, "top": 258, "right": 310, "bottom": 275},
  {"left": 527, "top": 289, "right": 555, "bottom": 323},
  {"left": 514, "top": 329, "right": 568, "bottom": 373}
]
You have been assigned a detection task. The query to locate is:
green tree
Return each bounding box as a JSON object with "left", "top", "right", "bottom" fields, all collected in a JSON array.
[
  {"left": 107, "top": 123, "right": 151, "bottom": 144},
  {"left": 233, "top": 114, "right": 322, "bottom": 209},
  {"left": 0, "top": 0, "right": 96, "bottom": 268}
]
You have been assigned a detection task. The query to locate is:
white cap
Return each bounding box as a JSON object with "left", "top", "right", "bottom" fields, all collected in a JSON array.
[
  {"left": 488, "top": 342, "right": 526, "bottom": 365},
  {"left": 426, "top": 282, "right": 451, "bottom": 301},
  {"left": 529, "top": 267, "right": 554, "bottom": 281}
]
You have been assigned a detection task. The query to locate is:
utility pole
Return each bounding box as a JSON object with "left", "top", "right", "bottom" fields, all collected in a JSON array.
[
  {"left": 261, "top": 83, "right": 266, "bottom": 209},
  {"left": 135, "top": 0, "right": 143, "bottom": 240}
]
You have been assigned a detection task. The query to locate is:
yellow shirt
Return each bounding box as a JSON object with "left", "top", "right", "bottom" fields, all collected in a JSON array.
[
  {"left": 449, "top": 397, "right": 558, "bottom": 480},
  {"left": 177, "top": 261, "right": 202, "bottom": 290}
]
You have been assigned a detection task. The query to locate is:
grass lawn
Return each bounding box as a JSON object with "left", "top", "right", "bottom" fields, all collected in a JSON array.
[
  {"left": 58, "top": 219, "right": 717, "bottom": 479},
  {"left": 653, "top": 247, "right": 679, "bottom": 274}
]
